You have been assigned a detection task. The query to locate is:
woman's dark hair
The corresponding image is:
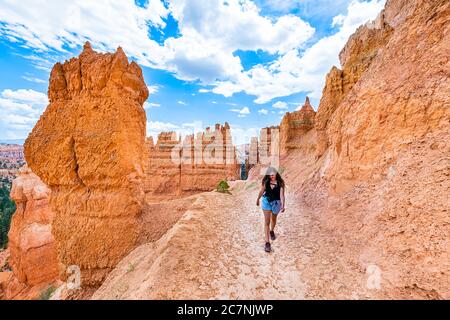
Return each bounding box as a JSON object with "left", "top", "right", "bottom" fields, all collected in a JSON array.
[{"left": 262, "top": 167, "right": 285, "bottom": 189}]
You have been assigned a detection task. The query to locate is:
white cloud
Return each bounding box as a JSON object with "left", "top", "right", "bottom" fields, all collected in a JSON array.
[
  {"left": 230, "top": 106, "right": 250, "bottom": 115},
  {"left": 0, "top": 89, "right": 48, "bottom": 139},
  {"left": 147, "top": 85, "right": 160, "bottom": 95},
  {"left": 228, "top": 124, "right": 259, "bottom": 145},
  {"left": 148, "top": 120, "right": 179, "bottom": 131},
  {"left": 144, "top": 102, "right": 161, "bottom": 109},
  {"left": 0, "top": 0, "right": 169, "bottom": 67},
  {"left": 177, "top": 100, "right": 187, "bottom": 105},
  {"left": 22, "top": 75, "right": 47, "bottom": 84},
  {"left": 272, "top": 101, "right": 288, "bottom": 109},
  {"left": 0, "top": 0, "right": 384, "bottom": 107},
  {"left": 332, "top": 14, "right": 346, "bottom": 27},
  {"left": 258, "top": 108, "right": 269, "bottom": 115},
  {"left": 213, "top": 0, "right": 386, "bottom": 103},
  {"left": 256, "top": 0, "right": 353, "bottom": 17},
  {"left": 0, "top": 0, "right": 315, "bottom": 101},
  {"left": 2, "top": 89, "right": 48, "bottom": 105}
]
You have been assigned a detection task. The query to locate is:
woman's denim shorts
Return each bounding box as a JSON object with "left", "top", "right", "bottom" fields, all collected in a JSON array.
[{"left": 262, "top": 196, "right": 282, "bottom": 214}]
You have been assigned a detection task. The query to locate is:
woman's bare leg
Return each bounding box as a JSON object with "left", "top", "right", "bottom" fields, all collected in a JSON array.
[
  {"left": 270, "top": 213, "right": 277, "bottom": 232},
  {"left": 263, "top": 210, "right": 272, "bottom": 243}
]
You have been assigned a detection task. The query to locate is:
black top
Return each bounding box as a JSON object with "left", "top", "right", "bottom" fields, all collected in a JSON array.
[{"left": 263, "top": 180, "right": 281, "bottom": 202}]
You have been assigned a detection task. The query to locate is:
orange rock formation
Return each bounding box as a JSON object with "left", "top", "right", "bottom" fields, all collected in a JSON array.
[
  {"left": 144, "top": 123, "right": 240, "bottom": 196},
  {"left": 280, "top": 97, "right": 316, "bottom": 156},
  {"left": 281, "top": 0, "right": 450, "bottom": 298},
  {"left": 4, "top": 166, "right": 58, "bottom": 299},
  {"left": 24, "top": 42, "right": 149, "bottom": 285}
]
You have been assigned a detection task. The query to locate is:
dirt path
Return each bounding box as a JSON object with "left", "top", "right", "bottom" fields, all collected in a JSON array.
[{"left": 92, "top": 182, "right": 373, "bottom": 299}]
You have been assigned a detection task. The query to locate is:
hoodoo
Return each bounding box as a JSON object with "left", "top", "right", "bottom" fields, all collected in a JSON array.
[
  {"left": 24, "top": 42, "right": 149, "bottom": 285},
  {"left": 4, "top": 166, "right": 58, "bottom": 299},
  {"left": 280, "top": 97, "right": 316, "bottom": 156}
]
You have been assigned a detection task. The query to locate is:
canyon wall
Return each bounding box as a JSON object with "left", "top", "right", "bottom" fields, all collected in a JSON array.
[
  {"left": 144, "top": 123, "right": 240, "bottom": 196},
  {"left": 280, "top": 97, "right": 316, "bottom": 156},
  {"left": 4, "top": 166, "right": 58, "bottom": 299},
  {"left": 282, "top": 0, "right": 449, "bottom": 298},
  {"left": 0, "top": 144, "right": 24, "bottom": 163},
  {"left": 24, "top": 42, "right": 149, "bottom": 286},
  {"left": 144, "top": 133, "right": 181, "bottom": 195},
  {"left": 0, "top": 144, "right": 25, "bottom": 182}
]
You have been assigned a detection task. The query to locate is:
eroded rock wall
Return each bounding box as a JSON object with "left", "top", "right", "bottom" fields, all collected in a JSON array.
[
  {"left": 4, "top": 166, "right": 58, "bottom": 299},
  {"left": 280, "top": 97, "right": 316, "bottom": 156},
  {"left": 285, "top": 0, "right": 450, "bottom": 298},
  {"left": 144, "top": 123, "right": 240, "bottom": 196},
  {"left": 24, "top": 43, "right": 148, "bottom": 285}
]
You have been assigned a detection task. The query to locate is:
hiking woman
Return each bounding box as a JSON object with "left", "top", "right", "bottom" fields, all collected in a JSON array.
[{"left": 256, "top": 167, "right": 285, "bottom": 252}]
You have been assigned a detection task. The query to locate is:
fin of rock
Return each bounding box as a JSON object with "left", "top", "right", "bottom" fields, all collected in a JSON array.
[{"left": 24, "top": 43, "right": 149, "bottom": 285}]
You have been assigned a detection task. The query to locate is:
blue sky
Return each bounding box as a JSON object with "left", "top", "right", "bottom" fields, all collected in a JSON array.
[{"left": 0, "top": 0, "right": 385, "bottom": 145}]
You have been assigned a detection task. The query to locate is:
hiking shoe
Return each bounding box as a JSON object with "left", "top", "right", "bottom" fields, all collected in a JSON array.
[
  {"left": 270, "top": 230, "right": 276, "bottom": 241},
  {"left": 264, "top": 242, "right": 271, "bottom": 253}
]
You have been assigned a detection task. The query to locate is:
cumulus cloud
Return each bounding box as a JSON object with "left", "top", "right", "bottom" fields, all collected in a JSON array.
[
  {"left": 228, "top": 124, "right": 260, "bottom": 145},
  {"left": 230, "top": 106, "right": 250, "bottom": 115},
  {"left": 213, "top": 0, "right": 386, "bottom": 103},
  {"left": 272, "top": 101, "right": 288, "bottom": 109},
  {"left": 144, "top": 102, "right": 161, "bottom": 109},
  {"left": 0, "top": 0, "right": 169, "bottom": 67},
  {"left": 0, "top": 0, "right": 385, "bottom": 120},
  {"left": 0, "top": 89, "right": 48, "bottom": 139},
  {"left": 147, "top": 85, "right": 160, "bottom": 95},
  {"left": 0, "top": 0, "right": 315, "bottom": 99}
]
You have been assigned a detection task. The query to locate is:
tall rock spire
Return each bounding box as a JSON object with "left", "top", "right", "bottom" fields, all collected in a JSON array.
[{"left": 24, "top": 44, "right": 149, "bottom": 285}]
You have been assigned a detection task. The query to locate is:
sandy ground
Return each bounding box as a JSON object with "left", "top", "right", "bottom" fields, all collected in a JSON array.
[{"left": 92, "top": 181, "right": 378, "bottom": 300}]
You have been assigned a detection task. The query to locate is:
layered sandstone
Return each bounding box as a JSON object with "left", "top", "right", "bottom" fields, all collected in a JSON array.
[
  {"left": 284, "top": 0, "right": 450, "bottom": 298},
  {"left": 144, "top": 123, "right": 240, "bottom": 197},
  {"left": 280, "top": 97, "right": 316, "bottom": 156},
  {"left": 24, "top": 42, "right": 148, "bottom": 285},
  {"left": 315, "top": 12, "right": 393, "bottom": 156},
  {"left": 4, "top": 166, "right": 58, "bottom": 299},
  {"left": 0, "top": 144, "right": 24, "bottom": 163},
  {"left": 0, "top": 144, "right": 25, "bottom": 182},
  {"left": 144, "top": 133, "right": 181, "bottom": 195},
  {"left": 181, "top": 123, "right": 240, "bottom": 192}
]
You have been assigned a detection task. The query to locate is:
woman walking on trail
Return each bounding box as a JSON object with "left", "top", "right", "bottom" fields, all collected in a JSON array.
[{"left": 256, "top": 167, "right": 285, "bottom": 252}]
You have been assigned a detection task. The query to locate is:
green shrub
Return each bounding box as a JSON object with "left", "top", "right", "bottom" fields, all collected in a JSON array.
[
  {"left": 216, "top": 180, "right": 231, "bottom": 194},
  {"left": 38, "top": 285, "right": 56, "bottom": 300},
  {"left": 0, "top": 182, "right": 15, "bottom": 249},
  {"left": 127, "top": 262, "right": 136, "bottom": 273}
]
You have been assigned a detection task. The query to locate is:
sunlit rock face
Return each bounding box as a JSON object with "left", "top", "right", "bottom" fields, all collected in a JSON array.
[
  {"left": 144, "top": 123, "right": 240, "bottom": 196},
  {"left": 280, "top": 97, "right": 316, "bottom": 156},
  {"left": 24, "top": 42, "right": 149, "bottom": 286},
  {"left": 6, "top": 166, "right": 58, "bottom": 299},
  {"left": 283, "top": 0, "right": 450, "bottom": 299}
]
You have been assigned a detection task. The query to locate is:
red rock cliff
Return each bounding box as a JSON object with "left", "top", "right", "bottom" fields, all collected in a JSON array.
[
  {"left": 5, "top": 166, "right": 58, "bottom": 299},
  {"left": 283, "top": 0, "right": 450, "bottom": 298},
  {"left": 280, "top": 97, "right": 316, "bottom": 156},
  {"left": 24, "top": 42, "right": 149, "bottom": 286},
  {"left": 144, "top": 123, "right": 240, "bottom": 196}
]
